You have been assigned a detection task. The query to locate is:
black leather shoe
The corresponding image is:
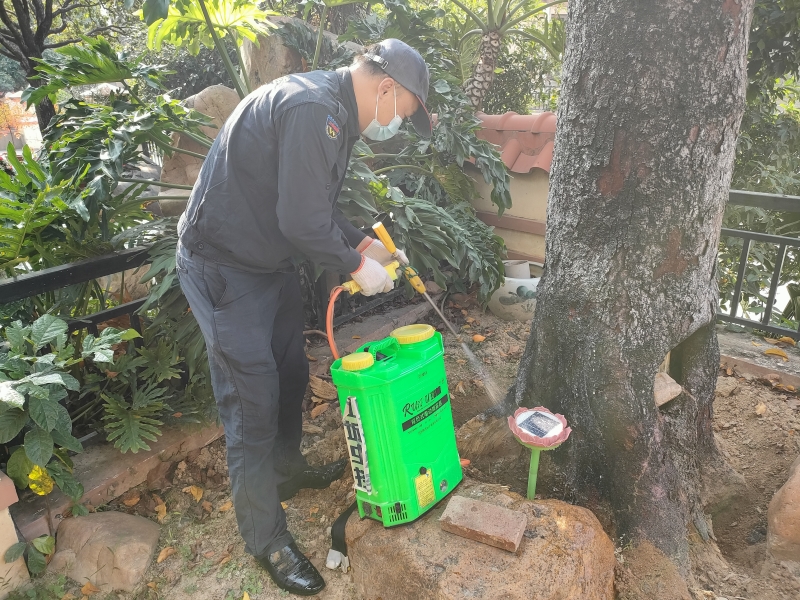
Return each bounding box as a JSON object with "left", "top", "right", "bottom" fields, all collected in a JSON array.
[
  {"left": 278, "top": 458, "right": 348, "bottom": 501},
  {"left": 256, "top": 542, "right": 325, "bottom": 596}
]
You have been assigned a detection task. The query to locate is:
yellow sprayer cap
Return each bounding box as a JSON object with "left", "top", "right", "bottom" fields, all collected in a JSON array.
[
  {"left": 341, "top": 352, "right": 374, "bottom": 371},
  {"left": 391, "top": 324, "right": 435, "bottom": 345}
]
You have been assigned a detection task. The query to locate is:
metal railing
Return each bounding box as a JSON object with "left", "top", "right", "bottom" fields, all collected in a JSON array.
[
  {"left": 0, "top": 244, "right": 401, "bottom": 335},
  {"left": 717, "top": 190, "right": 800, "bottom": 339},
  {"left": 0, "top": 246, "right": 152, "bottom": 337}
]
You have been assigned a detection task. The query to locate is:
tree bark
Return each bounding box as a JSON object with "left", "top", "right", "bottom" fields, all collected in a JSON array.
[
  {"left": 513, "top": 0, "right": 754, "bottom": 574},
  {"left": 463, "top": 31, "right": 502, "bottom": 110}
]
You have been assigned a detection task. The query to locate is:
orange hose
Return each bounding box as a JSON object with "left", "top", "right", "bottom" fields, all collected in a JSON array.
[{"left": 327, "top": 286, "right": 346, "bottom": 359}]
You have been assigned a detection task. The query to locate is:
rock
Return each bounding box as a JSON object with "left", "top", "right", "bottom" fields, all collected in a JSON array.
[
  {"left": 767, "top": 455, "right": 800, "bottom": 562},
  {"left": 615, "top": 541, "right": 692, "bottom": 600},
  {"left": 49, "top": 512, "right": 160, "bottom": 592},
  {"left": 242, "top": 27, "right": 303, "bottom": 90},
  {"left": 158, "top": 84, "right": 240, "bottom": 216},
  {"left": 346, "top": 479, "right": 615, "bottom": 600},
  {"left": 654, "top": 372, "right": 683, "bottom": 407},
  {"left": 424, "top": 280, "right": 443, "bottom": 294}
]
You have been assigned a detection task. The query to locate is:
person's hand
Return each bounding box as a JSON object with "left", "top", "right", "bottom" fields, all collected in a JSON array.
[
  {"left": 350, "top": 256, "right": 394, "bottom": 296},
  {"left": 357, "top": 237, "right": 408, "bottom": 266}
]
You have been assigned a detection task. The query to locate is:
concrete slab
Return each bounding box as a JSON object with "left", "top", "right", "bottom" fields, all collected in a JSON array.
[
  {"left": 11, "top": 424, "right": 223, "bottom": 541},
  {"left": 308, "top": 298, "right": 435, "bottom": 376},
  {"left": 717, "top": 325, "right": 800, "bottom": 381}
]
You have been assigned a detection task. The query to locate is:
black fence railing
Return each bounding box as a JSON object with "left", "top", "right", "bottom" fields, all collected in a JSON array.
[
  {"left": 0, "top": 246, "right": 152, "bottom": 337},
  {"left": 0, "top": 244, "right": 401, "bottom": 336},
  {"left": 717, "top": 190, "right": 800, "bottom": 340}
]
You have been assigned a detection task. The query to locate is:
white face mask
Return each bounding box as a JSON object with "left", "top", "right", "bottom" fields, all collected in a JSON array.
[{"left": 362, "top": 86, "right": 402, "bottom": 141}]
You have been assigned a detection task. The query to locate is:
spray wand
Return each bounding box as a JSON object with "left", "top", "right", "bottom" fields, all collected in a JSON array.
[{"left": 326, "top": 223, "right": 461, "bottom": 359}]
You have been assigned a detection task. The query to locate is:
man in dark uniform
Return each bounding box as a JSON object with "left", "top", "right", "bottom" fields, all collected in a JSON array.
[{"left": 175, "top": 39, "right": 431, "bottom": 596}]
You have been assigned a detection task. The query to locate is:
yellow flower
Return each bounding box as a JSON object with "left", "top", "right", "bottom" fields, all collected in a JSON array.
[{"left": 28, "top": 465, "right": 54, "bottom": 496}]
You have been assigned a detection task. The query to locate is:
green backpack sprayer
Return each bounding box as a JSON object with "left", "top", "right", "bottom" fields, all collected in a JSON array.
[{"left": 324, "top": 223, "right": 464, "bottom": 571}]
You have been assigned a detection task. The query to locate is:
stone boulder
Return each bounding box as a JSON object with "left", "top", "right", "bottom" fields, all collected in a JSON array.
[
  {"left": 767, "top": 455, "right": 800, "bottom": 562},
  {"left": 345, "top": 479, "right": 616, "bottom": 600},
  {"left": 49, "top": 511, "right": 160, "bottom": 592},
  {"left": 157, "top": 84, "right": 240, "bottom": 216}
]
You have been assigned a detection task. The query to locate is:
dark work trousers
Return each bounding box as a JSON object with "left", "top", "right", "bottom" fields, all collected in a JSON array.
[{"left": 176, "top": 242, "right": 309, "bottom": 558}]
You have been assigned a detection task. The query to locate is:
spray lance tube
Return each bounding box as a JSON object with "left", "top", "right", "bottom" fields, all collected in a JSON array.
[{"left": 326, "top": 223, "right": 462, "bottom": 359}]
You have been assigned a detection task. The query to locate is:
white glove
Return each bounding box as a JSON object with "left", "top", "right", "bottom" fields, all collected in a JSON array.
[
  {"left": 357, "top": 237, "right": 408, "bottom": 266},
  {"left": 350, "top": 256, "right": 394, "bottom": 296}
]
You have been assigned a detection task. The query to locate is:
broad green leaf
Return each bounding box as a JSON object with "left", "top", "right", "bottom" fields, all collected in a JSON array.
[
  {"left": 5, "top": 321, "right": 30, "bottom": 353},
  {"left": 31, "top": 535, "right": 55, "bottom": 556},
  {"left": 47, "top": 460, "right": 84, "bottom": 501},
  {"left": 0, "top": 382, "right": 24, "bottom": 409},
  {"left": 3, "top": 542, "right": 26, "bottom": 564},
  {"left": 142, "top": 0, "right": 172, "bottom": 25},
  {"left": 70, "top": 503, "right": 89, "bottom": 517},
  {"left": 6, "top": 447, "right": 33, "bottom": 488},
  {"left": 0, "top": 406, "right": 28, "bottom": 443},
  {"left": 28, "top": 395, "right": 66, "bottom": 432},
  {"left": 26, "top": 545, "right": 46, "bottom": 574},
  {"left": 30, "top": 315, "right": 68, "bottom": 351},
  {"left": 120, "top": 329, "right": 142, "bottom": 341},
  {"left": 24, "top": 427, "right": 54, "bottom": 467},
  {"left": 51, "top": 428, "right": 83, "bottom": 454}
]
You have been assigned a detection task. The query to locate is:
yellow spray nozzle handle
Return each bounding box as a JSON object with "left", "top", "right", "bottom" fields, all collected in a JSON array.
[
  {"left": 341, "top": 261, "right": 400, "bottom": 295},
  {"left": 372, "top": 222, "right": 397, "bottom": 255},
  {"left": 404, "top": 267, "right": 427, "bottom": 295}
]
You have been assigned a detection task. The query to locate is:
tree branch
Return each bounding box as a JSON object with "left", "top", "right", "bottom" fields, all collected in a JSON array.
[{"left": 0, "top": 1, "right": 26, "bottom": 49}]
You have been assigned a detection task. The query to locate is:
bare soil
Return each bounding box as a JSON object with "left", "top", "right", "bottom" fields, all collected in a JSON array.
[{"left": 25, "top": 299, "right": 800, "bottom": 599}]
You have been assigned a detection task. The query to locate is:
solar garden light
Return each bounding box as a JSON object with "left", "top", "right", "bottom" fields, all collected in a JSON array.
[{"left": 508, "top": 407, "right": 571, "bottom": 500}]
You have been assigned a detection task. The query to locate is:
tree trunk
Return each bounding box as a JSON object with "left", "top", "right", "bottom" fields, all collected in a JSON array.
[
  {"left": 463, "top": 31, "right": 502, "bottom": 110},
  {"left": 27, "top": 66, "right": 56, "bottom": 133},
  {"left": 513, "top": 0, "right": 754, "bottom": 574},
  {"left": 33, "top": 97, "right": 55, "bottom": 133}
]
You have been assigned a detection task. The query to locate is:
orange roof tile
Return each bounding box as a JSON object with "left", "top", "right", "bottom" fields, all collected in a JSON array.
[{"left": 475, "top": 111, "right": 556, "bottom": 174}]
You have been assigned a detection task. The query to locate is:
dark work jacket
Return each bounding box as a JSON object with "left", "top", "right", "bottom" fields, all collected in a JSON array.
[{"left": 178, "top": 68, "right": 366, "bottom": 274}]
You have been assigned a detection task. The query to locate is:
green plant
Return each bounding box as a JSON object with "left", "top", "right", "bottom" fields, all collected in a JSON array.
[
  {"left": 0, "top": 315, "right": 137, "bottom": 572},
  {"left": 448, "top": 0, "right": 565, "bottom": 109},
  {"left": 142, "top": 0, "right": 277, "bottom": 98},
  {"left": 3, "top": 574, "right": 67, "bottom": 596}
]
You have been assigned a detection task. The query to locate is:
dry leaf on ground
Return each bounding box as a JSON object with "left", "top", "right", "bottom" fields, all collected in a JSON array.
[
  {"left": 309, "top": 376, "right": 337, "bottom": 400},
  {"left": 155, "top": 503, "right": 167, "bottom": 523},
  {"left": 311, "top": 403, "right": 329, "bottom": 419},
  {"left": 201, "top": 501, "right": 213, "bottom": 513},
  {"left": 182, "top": 485, "right": 204, "bottom": 502},
  {"left": 472, "top": 334, "right": 486, "bottom": 343},
  {"left": 243, "top": 593, "right": 251, "bottom": 600},
  {"left": 60, "top": 594, "right": 77, "bottom": 600},
  {"left": 302, "top": 423, "right": 324, "bottom": 434},
  {"left": 122, "top": 490, "right": 140, "bottom": 507},
  {"left": 81, "top": 582, "right": 101, "bottom": 596},
  {"left": 218, "top": 500, "right": 233, "bottom": 512},
  {"left": 146, "top": 582, "right": 157, "bottom": 590},
  {"left": 765, "top": 348, "right": 789, "bottom": 361},
  {"left": 756, "top": 402, "right": 767, "bottom": 416},
  {"left": 778, "top": 336, "right": 797, "bottom": 346},
  {"left": 311, "top": 396, "right": 327, "bottom": 404},
  {"left": 157, "top": 547, "right": 176, "bottom": 563}
]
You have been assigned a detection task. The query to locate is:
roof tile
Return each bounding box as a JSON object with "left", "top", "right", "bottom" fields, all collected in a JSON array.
[{"left": 475, "top": 111, "right": 557, "bottom": 174}]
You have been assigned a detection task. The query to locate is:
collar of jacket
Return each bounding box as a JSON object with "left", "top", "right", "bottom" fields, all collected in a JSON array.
[{"left": 336, "top": 68, "right": 360, "bottom": 141}]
